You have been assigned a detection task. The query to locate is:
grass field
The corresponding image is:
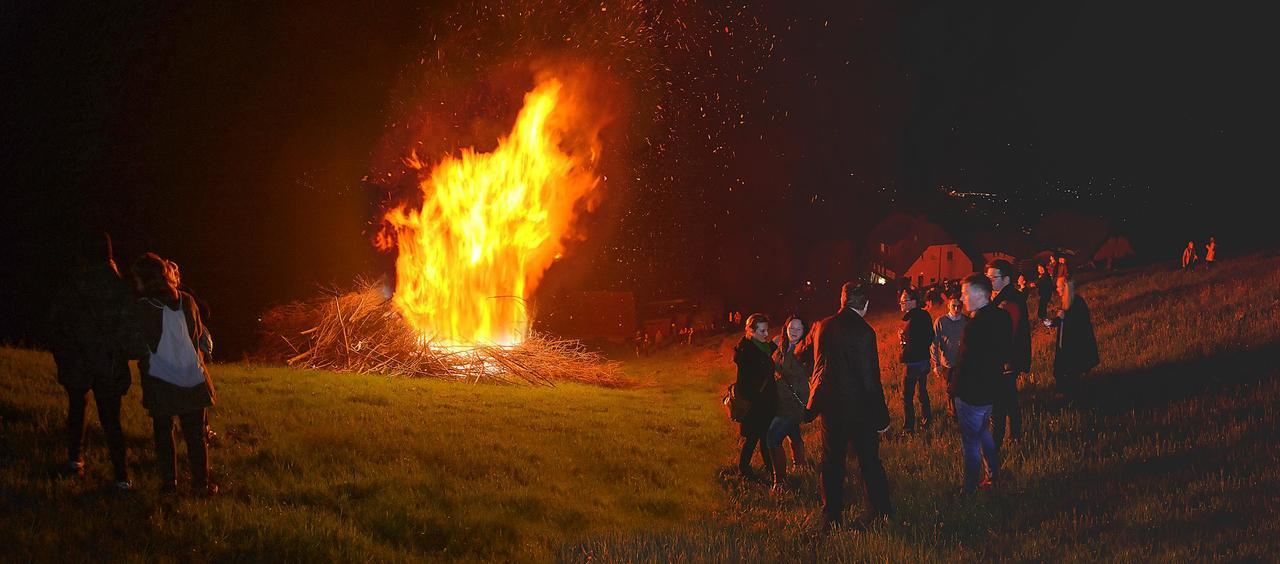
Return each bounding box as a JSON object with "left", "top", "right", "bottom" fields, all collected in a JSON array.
[{"left": 2, "top": 254, "right": 1278, "bottom": 561}]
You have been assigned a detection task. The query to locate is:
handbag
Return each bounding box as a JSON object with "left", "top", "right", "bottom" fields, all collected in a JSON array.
[{"left": 723, "top": 373, "right": 771, "bottom": 423}]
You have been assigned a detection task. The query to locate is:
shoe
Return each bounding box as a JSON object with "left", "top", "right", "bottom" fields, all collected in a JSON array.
[
  {"left": 196, "top": 483, "right": 221, "bottom": 497},
  {"left": 57, "top": 461, "right": 85, "bottom": 478},
  {"left": 113, "top": 480, "right": 135, "bottom": 492}
]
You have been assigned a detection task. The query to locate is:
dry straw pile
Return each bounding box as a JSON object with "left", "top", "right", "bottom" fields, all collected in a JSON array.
[{"left": 256, "top": 281, "right": 622, "bottom": 386}]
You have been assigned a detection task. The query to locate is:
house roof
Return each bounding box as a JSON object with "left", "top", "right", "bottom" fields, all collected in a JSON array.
[{"left": 867, "top": 214, "right": 955, "bottom": 275}]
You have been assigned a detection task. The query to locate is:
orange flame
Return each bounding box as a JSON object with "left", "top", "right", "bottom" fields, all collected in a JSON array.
[{"left": 381, "top": 78, "right": 602, "bottom": 346}]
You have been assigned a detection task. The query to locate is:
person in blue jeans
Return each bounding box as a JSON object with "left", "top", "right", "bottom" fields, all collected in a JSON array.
[
  {"left": 767, "top": 315, "right": 812, "bottom": 493},
  {"left": 898, "top": 288, "right": 935, "bottom": 432},
  {"left": 949, "top": 273, "right": 1012, "bottom": 493}
]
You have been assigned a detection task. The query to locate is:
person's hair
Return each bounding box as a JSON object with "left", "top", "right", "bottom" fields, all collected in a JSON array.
[
  {"left": 962, "top": 273, "right": 992, "bottom": 297},
  {"left": 945, "top": 291, "right": 962, "bottom": 302},
  {"left": 76, "top": 231, "right": 113, "bottom": 263},
  {"left": 1037, "top": 263, "right": 1046, "bottom": 273},
  {"left": 1057, "top": 275, "right": 1076, "bottom": 291},
  {"left": 986, "top": 259, "right": 1014, "bottom": 279},
  {"left": 131, "top": 252, "right": 177, "bottom": 298},
  {"left": 744, "top": 313, "right": 770, "bottom": 332},
  {"left": 900, "top": 288, "right": 920, "bottom": 303},
  {"left": 779, "top": 315, "right": 806, "bottom": 348},
  {"left": 841, "top": 282, "right": 870, "bottom": 311}
]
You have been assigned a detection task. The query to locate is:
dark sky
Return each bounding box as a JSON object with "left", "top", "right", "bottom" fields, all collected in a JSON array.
[{"left": 2, "top": 1, "right": 1270, "bottom": 355}]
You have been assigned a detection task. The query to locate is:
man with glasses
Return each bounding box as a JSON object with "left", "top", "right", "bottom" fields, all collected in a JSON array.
[
  {"left": 898, "top": 288, "right": 935, "bottom": 433},
  {"left": 986, "top": 259, "right": 1031, "bottom": 451}
]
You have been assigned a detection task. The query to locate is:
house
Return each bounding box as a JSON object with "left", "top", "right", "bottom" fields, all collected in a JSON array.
[{"left": 867, "top": 214, "right": 977, "bottom": 288}]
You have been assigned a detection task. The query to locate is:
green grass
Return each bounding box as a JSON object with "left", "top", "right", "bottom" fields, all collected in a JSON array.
[{"left": 2, "top": 253, "right": 1278, "bottom": 561}]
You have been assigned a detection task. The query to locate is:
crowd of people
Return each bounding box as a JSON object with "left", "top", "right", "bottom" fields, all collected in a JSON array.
[
  {"left": 45, "top": 232, "right": 219, "bottom": 495},
  {"left": 730, "top": 258, "right": 1099, "bottom": 530}
]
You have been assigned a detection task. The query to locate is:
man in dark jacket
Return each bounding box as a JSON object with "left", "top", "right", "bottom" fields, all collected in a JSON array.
[
  {"left": 986, "top": 259, "right": 1030, "bottom": 449},
  {"left": 898, "top": 288, "right": 935, "bottom": 432},
  {"left": 951, "top": 273, "right": 1012, "bottom": 493},
  {"left": 797, "top": 283, "right": 893, "bottom": 528},
  {"left": 733, "top": 313, "right": 777, "bottom": 480},
  {"left": 1046, "top": 276, "right": 1099, "bottom": 400},
  {"left": 44, "top": 231, "right": 137, "bottom": 490},
  {"left": 1035, "top": 263, "right": 1055, "bottom": 320}
]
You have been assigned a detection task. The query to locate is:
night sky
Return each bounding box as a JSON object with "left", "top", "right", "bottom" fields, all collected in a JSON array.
[{"left": 1, "top": 1, "right": 1270, "bottom": 356}]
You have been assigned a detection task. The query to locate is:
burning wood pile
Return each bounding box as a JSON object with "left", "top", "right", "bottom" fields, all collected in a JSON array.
[{"left": 256, "top": 280, "right": 623, "bottom": 386}]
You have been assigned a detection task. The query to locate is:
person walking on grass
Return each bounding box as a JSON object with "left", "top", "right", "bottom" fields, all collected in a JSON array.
[
  {"left": 1035, "top": 263, "right": 1055, "bottom": 321},
  {"left": 733, "top": 313, "right": 777, "bottom": 481},
  {"left": 797, "top": 283, "right": 893, "bottom": 529},
  {"left": 1204, "top": 236, "right": 1217, "bottom": 269},
  {"left": 767, "top": 315, "right": 812, "bottom": 493},
  {"left": 987, "top": 259, "right": 1030, "bottom": 450},
  {"left": 899, "top": 288, "right": 935, "bottom": 433},
  {"left": 950, "top": 273, "right": 1011, "bottom": 494},
  {"left": 44, "top": 231, "right": 137, "bottom": 491},
  {"left": 129, "top": 253, "right": 220, "bottom": 496},
  {"left": 1182, "top": 241, "right": 1198, "bottom": 270},
  {"left": 931, "top": 292, "right": 967, "bottom": 421},
  {"left": 1044, "top": 275, "right": 1099, "bottom": 401}
]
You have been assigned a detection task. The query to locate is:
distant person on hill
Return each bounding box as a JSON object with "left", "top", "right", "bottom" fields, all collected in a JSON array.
[
  {"left": 733, "top": 313, "right": 777, "bottom": 481},
  {"left": 767, "top": 315, "right": 812, "bottom": 492},
  {"left": 1204, "top": 237, "right": 1217, "bottom": 269},
  {"left": 129, "top": 253, "right": 219, "bottom": 496},
  {"left": 1016, "top": 274, "right": 1029, "bottom": 294},
  {"left": 797, "top": 283, "right": 893, "bottom": 529},
  {"left": 987, "top": 259, "right": 1030, "bottom": 450},
  {"left": 1182, "top": 241, "right": 1198, "bottom": 270},
  {"left": 899, "top": 288, "right": 935, "bottom": 432},
  {"left": 1035, "top": 263, "right": 1055, "bottom": 320},
  {"left": 951, "top": 273, "right": 1010, "bottom": 493},
  {"left": 1047, "top": 254, "right": 1059, "bottom": 278},
  {"left": 1044, "top": 276, "right": 1099, "bottom": 401},
  {"left": 931, "top": 292, "right": 968, "bottom": 420},
  {"left": 44, "top": 231, "right": 137, "bottom": 490},
  {"left": 1057, "top": 256, "right": 1069, "bottom": 277}
]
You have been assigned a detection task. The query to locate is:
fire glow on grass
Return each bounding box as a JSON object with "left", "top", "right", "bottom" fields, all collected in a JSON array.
[{"left": 379, "top": 78, "right": 602, "bottom": 347}]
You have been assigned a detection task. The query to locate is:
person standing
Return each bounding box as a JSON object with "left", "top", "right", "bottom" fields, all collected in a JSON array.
[
  {"left": 44, "top": 232, "right": 137, "bottom": 490},
  {"left": 1045, "top": 276, "right": 1100, "bottom": 400},
  {"left": 931, "top": 292, "right": 968, "bottom": 420},
  {"left": 130, "top": 253, "right": 219, "bottom": 496},
  {"left": 732, "top": 313, "right": 777, "bottom": 481},
  {"left": 797, "top": 283, "right": 893, "bottom": 528},
  {"left": 986, "top": 259, "right": 1030, "bottom": 450},
  {"left": 1035, "top": 263, "right": 1055, "bottom": 321},
  {"left": 767, "top": 316, "right": 812, "bottom": 492},
  {"left": 1204, "top": 237, "right": 1217, "bottom": 269},
  {"left": 1182, "top": 241, "right": 1198, "bottom": 270},
  {"left": 950, "top": 273, "right": 1011, "bottom": 493},
  {"left": 898, "top": 289, "right": 935, "bottom": 432}
]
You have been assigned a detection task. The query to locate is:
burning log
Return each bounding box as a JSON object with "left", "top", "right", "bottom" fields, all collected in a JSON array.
[{"left": 255, "top": 280, "right": 624, "bottom": 387}]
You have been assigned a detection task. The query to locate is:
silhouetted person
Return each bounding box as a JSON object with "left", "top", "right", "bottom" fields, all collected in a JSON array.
[
  {"left": 898, "top": 288, "right": 935, "bottom": 432},
  {"left": 1045, "top": 276, "right": 1099, "bottom": 400},
  {"left": 950, "top": 273, "right": 1011, "bottom": 493},
  {"left": 45, "top": 231, "right": 136, "bottom": 490},
  {"left": 1204, "top": 237, "right": 1217, "bottom": 269},
  {"left": 986, "top": 259, "right": 1030, "bottom": 449},
  {"left": 767, "top": 315, "right": 812, "bottom": 492},
  {"left": 1035, "top": 264, "right": 1055, "bottom": 320},
  {"left": 130, "top": 253, "right": 219, "bottom": 496},
  {"left": 733, "top": 313, "right": 777, "bottom": 481},
  {"left": 1182, "top": 241, "right": 1198, "bottom": 270},
  {"left": 797, "top": 283, "right": 893, "bottom": 528}
]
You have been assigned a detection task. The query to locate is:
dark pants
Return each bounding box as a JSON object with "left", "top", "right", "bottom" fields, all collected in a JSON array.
[
  {"left": 1037, "top": 293, "right": 1051, "bottom": 319},
  {"left": 153, "top": 410, "right": 209, "bottom": 487},
  {"left": 902, "top": 362, "right": 931, "bottom": 431},
  {"left": 991, "top": 371, "right": 1022, "bottom": 449},
  {"left": 820, "top": 409, "right": 893, "bottom": 523},
  {"left": 65, "top": 387, "right": 127, "bottom": 481},
  {"left": 739, "top": 430, "right": 773, "bottom": 474}
]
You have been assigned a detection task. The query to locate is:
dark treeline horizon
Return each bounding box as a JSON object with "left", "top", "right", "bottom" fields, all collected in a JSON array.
[{"left": 1, "top": 1, "right": 1272, "bottom": 357}]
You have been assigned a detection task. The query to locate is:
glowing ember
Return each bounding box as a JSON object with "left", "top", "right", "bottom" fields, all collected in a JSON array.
[{"left": 379, "top": 78, "right": 602, "bottom": 346}]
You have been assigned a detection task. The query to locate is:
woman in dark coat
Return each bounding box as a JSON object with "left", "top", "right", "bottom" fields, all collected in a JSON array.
[
  {"left": 1045, "top": 275, "right": 1099, "bottom": 399},
  {"left": 129, "top": 253, "right": 219, "bottom": 495},
  {"left": 767, "top": 315, "right": 812, "bottom": 491},
  {"left": 733, "top": 313, "right": 777, "bottom": 480}
]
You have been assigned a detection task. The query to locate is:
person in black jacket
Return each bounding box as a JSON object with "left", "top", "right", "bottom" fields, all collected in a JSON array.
[
  {"left": 1035, "top": 263, "right": 1055, "bottom": 320},
  {"left": 986, "top": 259, "right": 1030, "bottom": 449},
  {"left": 797, "top": 283, "right": 893, "bottom": 528},
  {"left": 1045, "top": 276, "right": 1099, "bottom": 400},
  {"left": 898, "top": 288, "right": 935, "bottom": 432},
  {"left": 950, "top": 274, "right": 1011, "bottom": 493},
  {"left": 732, "top": 313, "right": 777, "bottom": 481},
  {"left": 44, "top": 231, "right": 137, "bottom": 490}
]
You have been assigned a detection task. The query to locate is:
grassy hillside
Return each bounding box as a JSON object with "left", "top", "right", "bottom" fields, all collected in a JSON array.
[{"left": 2, "top": 253, "right": 1278, "bottom": 561}]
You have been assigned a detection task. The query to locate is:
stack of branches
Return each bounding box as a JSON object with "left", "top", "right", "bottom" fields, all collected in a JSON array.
[{"left": 255, "top": 280, "right": 623, "bottom": 386}]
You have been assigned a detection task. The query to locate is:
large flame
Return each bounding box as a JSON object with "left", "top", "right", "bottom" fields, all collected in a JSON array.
[{"left": 380, "top": 78, "right": 601, "bottom": 346}]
